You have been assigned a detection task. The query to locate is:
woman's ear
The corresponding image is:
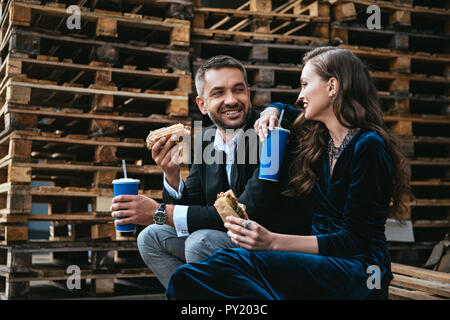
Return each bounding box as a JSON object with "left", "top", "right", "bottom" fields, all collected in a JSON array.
[
  {"left": 328, "top": 77, "right": 338, "bottom": 98},
  {"left": 196, "top": 96, "right": 208, "bottom": 115}
]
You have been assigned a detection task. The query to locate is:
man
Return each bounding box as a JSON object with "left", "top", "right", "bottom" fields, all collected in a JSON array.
[{"left": 111, "top": 55, "right": 311, "bottom": 288}]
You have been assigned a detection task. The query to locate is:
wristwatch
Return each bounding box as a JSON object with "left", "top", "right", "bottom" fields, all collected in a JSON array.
[{"left": 153, "top": 203, "right": 167, "bottom": 225}]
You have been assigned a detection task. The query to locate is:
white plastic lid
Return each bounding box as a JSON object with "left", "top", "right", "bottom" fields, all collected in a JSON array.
[
  {"left": 273, "top": 127, "right": 291, "bottom": 133},
  {"left": 113, "top": 178, "right": 140, "bottom": 184}
]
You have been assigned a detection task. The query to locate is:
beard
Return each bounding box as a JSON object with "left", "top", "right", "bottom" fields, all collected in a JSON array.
[{"left": 207, "top": 102, "right": 252, "bottom": 130}]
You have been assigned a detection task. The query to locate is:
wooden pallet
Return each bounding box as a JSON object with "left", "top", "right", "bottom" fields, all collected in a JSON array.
[
  {"left": 339, "top": 45, "right": 450, "bottom": 77},
  {"left": 0, "top": 103, "right": 192, "bottom": 140},
  {"left": 192, "top": 0, "right": 330, "bottom": 45},
  {"left": 0, "top": 184, "right": 164, "bottom": 244},
  {"left": 389, "top": 262, "right": 450, "bottom": 300},
  {"left": 0, "top": 55, "right": 192, "bottom": 95},
  {"left": 383, "top": 114, "right": 450, "bottom": 136},
  {"left": 0, "top": 76, "right": 189, "bottom": 117},
  {"left": 331, "top": 0, "right": 450, "bottom": 31},
  {"left": 1, "top": 0, "right": 194, "bottom": 21},
  {"left": 0, "top": 129, "right": 190, "bottom": 244},
  {"left": 1, "top": 26, "right": 191, "bottom": 73},
  {"left": 0, "top": 240, "right": 158, "bottom": 299},
  {"left": 331, "top": 22, "right": 449, "bottom": 53},
  {"left": 0, "top": 1, "right": 190, "bottom": 47},
  {"left": 0, "top": 129, "right": 194, "bottom": 169},
  {"left": 332, "top": 0, "right": 450, "bottom": 32}
]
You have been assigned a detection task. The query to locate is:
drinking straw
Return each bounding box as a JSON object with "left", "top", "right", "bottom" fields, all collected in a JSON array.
[
  {"left": 278, "top": 109, "right": 285, "bottom": 128},
  {"left": 122, "top": 160, "right": 127, "bottom": 179}
]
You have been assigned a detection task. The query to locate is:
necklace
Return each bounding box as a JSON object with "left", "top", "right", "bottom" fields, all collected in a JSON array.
[{"left": 327, "top": 128, "right": 359, "bottom": 167}]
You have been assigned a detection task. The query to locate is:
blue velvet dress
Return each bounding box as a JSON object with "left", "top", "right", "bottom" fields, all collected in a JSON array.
[{"left": 165, "top": 105, "right": 394, "bottom": 300}]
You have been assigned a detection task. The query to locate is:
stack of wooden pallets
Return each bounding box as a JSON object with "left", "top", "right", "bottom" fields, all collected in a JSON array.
[
  {"left": 327, "top": 0, "right": 450, "bottom": 267},
  {"left": 0, "top": 0, "right": 192, "bottom": 299},
  {"left": 190, "top": 0, "right": 330, "bottom": 114},
  {"left": 0, "top": 0, "right": 447, "bottom": 300}
]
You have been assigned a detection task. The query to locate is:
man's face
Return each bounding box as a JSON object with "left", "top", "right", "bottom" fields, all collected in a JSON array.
[{"left": 197, "top": 68, "right": 252, "bottom": 130}]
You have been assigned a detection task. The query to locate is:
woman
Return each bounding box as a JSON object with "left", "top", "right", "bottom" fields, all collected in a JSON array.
[{"left": 165, "top": 47, "right": 410, "bottom": 300}]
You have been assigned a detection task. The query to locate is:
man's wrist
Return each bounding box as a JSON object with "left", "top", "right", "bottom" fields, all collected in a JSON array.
[
  {"left": 165, "top": 174, "right": 181, "bottom": 191},
  {"left": 165, "top": 204, "right": 175, "bottom": 227}
]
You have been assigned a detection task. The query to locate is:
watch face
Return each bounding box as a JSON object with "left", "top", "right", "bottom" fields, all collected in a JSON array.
[{"left": 154, "top": 210, "right": 166, "bottom": 225}]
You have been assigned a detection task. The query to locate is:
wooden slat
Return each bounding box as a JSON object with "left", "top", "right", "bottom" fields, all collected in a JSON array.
[
  {"left": 3, "top": 104, "right": 190, "bottom": 126},
  {"left": 391, "top": 274, "right": 450, "bottom": 298},
  {"left": 341, "top": 0, "right": 450, "bottom": 16},
  {"left": 389, "top": 286, "right": 443, "bottom": 300},
  {"left": 283, "top": 23, "right": 308, "bottom": 36},
  {"left": 209, "top": 1, "right": 250, "bottom": 30},
  {"left": 194, "top": 8, "right": 327, "bottom": 22},
  {"left": 3, "top": 79, "right": 187, "bottom": 102},
  {"left": 391, "top": 263, "right": 450, "bottom": 284},
  {"left": 193, "top": 28, "right": 326, "bottom": 43}
]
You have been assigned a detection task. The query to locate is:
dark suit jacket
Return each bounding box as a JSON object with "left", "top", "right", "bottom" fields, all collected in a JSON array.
[{"left": 163, "top": 109, "right": 312, "bottom": 235}]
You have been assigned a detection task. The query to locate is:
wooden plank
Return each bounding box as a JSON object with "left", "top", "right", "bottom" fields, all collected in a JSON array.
[
  {"left": 192, "top": 28, "right": 327, "bottom": 44},
  {"left": 4, "top": 104, "right": 190, "bottom": 126},
  {"left": 391, "top": 273, "right": 450, "bottom": 298},
  {"left": 4, "top": 226, "right": 28, "bottom": 242},
  {"left": 389, "top": 286, "right": 442, "bottom": 300},
  {"left": 96, "top": 18, "right": 118, "bottom": 37},
  {"left": 342, "top": 0, "right": 450, "bottom": 16},
  {"left": 389, "top": 10, "right": 411, "bottom": 27},
  {"left": 7, "top": 165, "right": 31, "bottom": 183},
  {"left": 193, "top": 8, "right": 327, "bottom": 22},
  {"left": 209, "top": 1, "right": 250, "bottom": 30},
  {"left": 91, "top": 224, "right": 114, "bottom": 239},
  {"left": 0, "top": 159, "right": 164, "bottom": 175},
  {"left": 27, "top": 215, "right": 112, "bottom": 222},
  {"left": 3, "top": 79, "right": 188, "bottom": 103},
  {"left": 14, "top": 2, "right": 189, "bottom": 31},
  {"left": 333, "top": 3, "right": 357, "bottom": 21}
]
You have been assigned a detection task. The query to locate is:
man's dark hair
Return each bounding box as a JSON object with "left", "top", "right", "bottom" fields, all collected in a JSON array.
[{"left": 195, "top": 55, "right": 248, "bottom": 97}]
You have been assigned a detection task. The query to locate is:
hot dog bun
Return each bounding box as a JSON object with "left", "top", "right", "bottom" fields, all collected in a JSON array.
[
  {"left": 146, "top": 123, "right": 191, "bottom": 150},
  {"left": 214, "top": 189, "right": 248, "bottom": 223}
]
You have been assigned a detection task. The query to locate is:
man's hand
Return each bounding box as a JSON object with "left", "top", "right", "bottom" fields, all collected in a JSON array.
[
  {"left": 254, "top": 107, "right": 280, "bottom": 142},
  {"left": 111, "top": 195, "right": 158, "bottom": 226},
  {"left": 151, "top": 135, "right": 181, "bottom": 189}
]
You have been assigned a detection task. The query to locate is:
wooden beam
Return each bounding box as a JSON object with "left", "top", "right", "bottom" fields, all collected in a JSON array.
[{"left": 210, "top": 1, "right": 250, "bottom": 30}]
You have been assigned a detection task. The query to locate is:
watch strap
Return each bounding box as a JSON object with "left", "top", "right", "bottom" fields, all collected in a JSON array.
[{"left": 158, "top": 203, "right": 166, "bottom": 211}]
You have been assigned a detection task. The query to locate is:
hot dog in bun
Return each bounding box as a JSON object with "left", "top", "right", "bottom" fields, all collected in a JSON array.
[{"left": 214, "top": 189, "right": 249, "bottom": 223}]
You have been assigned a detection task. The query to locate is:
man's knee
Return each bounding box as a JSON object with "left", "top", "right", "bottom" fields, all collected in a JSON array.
[{"left": 137, "top": 224, "right": 172, "bottom": 253}]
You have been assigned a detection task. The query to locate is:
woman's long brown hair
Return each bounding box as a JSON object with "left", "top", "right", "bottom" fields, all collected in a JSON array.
[{"left": 284, "top": 47, "right": 411, "bottom": 220}]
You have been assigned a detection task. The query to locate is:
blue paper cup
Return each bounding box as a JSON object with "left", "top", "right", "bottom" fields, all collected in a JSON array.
[
  {"left": 259, "top": 127, "right": 290, "bottom": 182},
  {"left": 113, "top": 178, "right": 140, "bottom": 232}
]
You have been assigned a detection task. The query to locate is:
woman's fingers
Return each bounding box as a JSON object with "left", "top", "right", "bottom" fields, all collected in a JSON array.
[
  {"left": 227, "top": 231, "right": 256, "bottom": 248},
  {"left": 224, "top": 220, "right": 255, "bottom": 237},
  {"left": 225, "top": 215, "right": 247, "bottom": 227},
  {"left": 269, "top": 116, "right": 277, "bottom": 130}
]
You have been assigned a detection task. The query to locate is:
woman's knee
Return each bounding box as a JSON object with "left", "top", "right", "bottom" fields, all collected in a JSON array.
[{"left": 166, "top": 264, "right": 191, "bottom": 299}]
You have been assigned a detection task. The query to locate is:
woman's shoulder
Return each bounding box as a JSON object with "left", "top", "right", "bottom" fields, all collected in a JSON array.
[{"left": 353, "top": 130, "right": 388, "bottom": 154}]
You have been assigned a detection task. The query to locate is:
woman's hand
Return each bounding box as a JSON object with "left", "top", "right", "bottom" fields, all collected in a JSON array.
[
  {"left": 224, "top": 216, "right": 276, "bottom": 251},
  {"left": 254, "top": 107, "right": 280, "bottom": 143}
]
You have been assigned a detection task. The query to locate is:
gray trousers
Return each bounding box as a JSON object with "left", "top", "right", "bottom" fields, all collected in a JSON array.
[{"left": 137, "top": 224, "right": 238, "bottom": 288}]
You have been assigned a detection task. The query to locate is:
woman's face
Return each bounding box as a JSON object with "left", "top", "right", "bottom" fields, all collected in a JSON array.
[{"left": 297, "top": 61, "right": 334, "bottom": 122}]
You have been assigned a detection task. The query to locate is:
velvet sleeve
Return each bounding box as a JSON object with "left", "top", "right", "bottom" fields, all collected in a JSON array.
[
  {"left": 315, "top": 134, "right": 393, "bottom": 258},
  {"left": 265, "top": 102, "right": 301, "bottom": 129}
]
